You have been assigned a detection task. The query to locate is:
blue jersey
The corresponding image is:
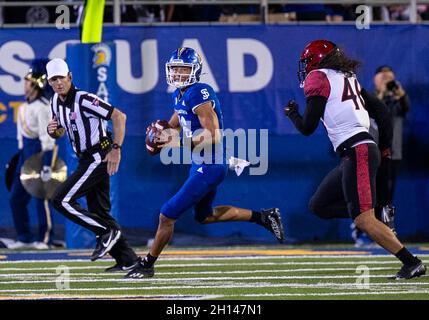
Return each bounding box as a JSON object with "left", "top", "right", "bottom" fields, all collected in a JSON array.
[{"left": 172, "top": 82, "right": 225, "bottom": 164}]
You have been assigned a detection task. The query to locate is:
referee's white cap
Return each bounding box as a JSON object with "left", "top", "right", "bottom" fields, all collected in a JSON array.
[{"left": 46, "top": 58, "right": 69, "bottom": 80}]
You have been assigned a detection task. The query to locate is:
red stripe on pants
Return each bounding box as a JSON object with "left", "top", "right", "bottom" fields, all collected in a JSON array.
[{"left": 356, "top": 144, "right": 372, "bottom": 213}]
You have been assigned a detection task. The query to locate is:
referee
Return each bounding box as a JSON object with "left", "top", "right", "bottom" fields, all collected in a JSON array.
[{"left": 46, "top": 58, "right": 139, "bottom": 268}]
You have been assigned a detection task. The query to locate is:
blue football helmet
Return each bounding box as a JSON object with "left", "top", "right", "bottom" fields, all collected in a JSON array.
[{"left": 166, "top": 47, "right": 202, "bottom": 88}]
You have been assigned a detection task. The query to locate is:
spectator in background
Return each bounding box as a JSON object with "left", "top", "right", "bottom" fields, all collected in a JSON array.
[
  {"left": 373, "top": 66, "right": 410, "bottom": 207},
  {"left": 0, "top": 1, "right": 3, "bottom": 25},
  {"left": 166, "top": 4, "right": 221, "bottom": 22},
  {"left": 352, "top": 65, "right": 411, "bottom": 247},
  {"left": 2, "top": 0, "right": 78, "bottom": 24},
  {"left": 421, "top": 5, "right": 429, "bottom": 20},
  {"left": 282, "top": 4, "right": 328, "bottom": 21},
  {"left": 218, "top": 5, "right": 259, "bottom": 22},
  {"left": 325, "top": 5, "right": 348, "bottom": 22},
  {"left": 133, "top": 5, "right": 165, "bottom": 23},
  {"left": 389, "top": 4, "right": 428, "bottom": 21}
]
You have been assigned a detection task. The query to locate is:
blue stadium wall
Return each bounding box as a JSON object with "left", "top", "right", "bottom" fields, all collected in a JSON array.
[{"left": 0, "top": 25, "right": 428, "bottom": 244}]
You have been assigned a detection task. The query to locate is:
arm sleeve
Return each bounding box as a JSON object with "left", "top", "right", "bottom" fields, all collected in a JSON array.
[
  {"left": 80, "top": 93, "right": 114, "bottom": 120},
  {"left": 288, "top": 96, "right": 327, "bottom": 136},
  {"left": 361, "top": 88, "right": 393, "bottom": 150}
]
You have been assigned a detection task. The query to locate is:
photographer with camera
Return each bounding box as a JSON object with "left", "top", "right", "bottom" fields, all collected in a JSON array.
[
  {"left": 353, "top": 65, "right": 410, "bottom": 247},
  {"left": 352, "top": 66, "right": 410, "bottom": 246}
]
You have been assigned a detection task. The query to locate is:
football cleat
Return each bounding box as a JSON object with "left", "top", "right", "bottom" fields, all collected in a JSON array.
[
  {"left": 260, "top": 208, "right": 285, "bottom": 243},
  {"left": 124, "top": 261, "right": 155, "bottom": 279},
  {"left": 105, "top": 258, "right": 141, "bottom": 273},
  {"left": 389, "top": 261, "right": 426, "bottom": 280}
]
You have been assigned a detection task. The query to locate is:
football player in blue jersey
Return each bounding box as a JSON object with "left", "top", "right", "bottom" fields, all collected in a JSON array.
[{"left": 125, "top": 47, "right": 285, "bottom": 278}]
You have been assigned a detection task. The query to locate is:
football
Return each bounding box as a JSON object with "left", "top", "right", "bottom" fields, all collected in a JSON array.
[
  {"left": 154, "top": 119, "right": 171, "bottom": 132},
  {"left": 145, "top": 120, "right": 171, "bottom": 156}
]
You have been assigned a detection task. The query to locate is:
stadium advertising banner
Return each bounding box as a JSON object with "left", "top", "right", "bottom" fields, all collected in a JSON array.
[{"left": 1, "top": 25, "right": 429, "bottom": 138}]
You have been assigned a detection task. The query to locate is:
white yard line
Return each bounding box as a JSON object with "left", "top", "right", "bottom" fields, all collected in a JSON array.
[
  {"left": 2, "top": 260, "right": 429, "bottom": 272},
  {"left": 223, "top": 291, "right": 429, "bottom": 297},
  {"left": 0, "top": 281, "right": 429, "bottom": 293},
  {"left": 0, "top": 294, "right": 223, "bottom": 300},
  {"left": 0, "top": 267, "right": 401, "bottom": 278},
  {"left": 2, "top": 254, "right": 429, "bottom": 264},
  {"left": 0, "top": 254, "right": 429, "bottom": 265},
  {"left": 2, "top": 289, "right": 429, "bottom": 299},
  {"left": 1, "top": 273, "right": 429, "bottom": 285},
  {"left": 0, "top": 259, "right": 95, "bottom": 264}
]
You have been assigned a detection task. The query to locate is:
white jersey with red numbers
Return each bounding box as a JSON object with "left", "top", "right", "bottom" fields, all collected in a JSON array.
[{"left": 304, "top": 68, "right": 370, "bottom": 150}]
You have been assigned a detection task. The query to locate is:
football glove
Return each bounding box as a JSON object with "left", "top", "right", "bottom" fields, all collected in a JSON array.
[{"left": 284, "top": 100, "right": 299, "bottom": 117}]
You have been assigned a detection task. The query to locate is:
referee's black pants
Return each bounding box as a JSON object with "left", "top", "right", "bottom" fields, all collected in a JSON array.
[{"left": 51, "top": 152, "right": 138, "bottom": 265}]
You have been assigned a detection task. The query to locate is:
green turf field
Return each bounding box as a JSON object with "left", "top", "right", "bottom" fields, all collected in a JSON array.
[{"left": 0, "top": 246, "right": 428, "bottom": 300}]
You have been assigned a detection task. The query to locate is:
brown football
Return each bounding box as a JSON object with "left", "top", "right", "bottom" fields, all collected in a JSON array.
[
  {"left": 154, "top": 120, "right": 171, "bottom": 131},
  {"left": 145, "top": 125, "right": 162, "bottom": 156},
  {"left": 145, "top": 120, "right": 171, "bottom": 156}
]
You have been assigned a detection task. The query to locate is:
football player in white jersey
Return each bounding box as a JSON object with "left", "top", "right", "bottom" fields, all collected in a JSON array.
[
  {"left": 8, "top": 59, "right": 57, "bottom": 250},
  {"left": 284, "top": 40, "right": 425, "bottom": 280}
]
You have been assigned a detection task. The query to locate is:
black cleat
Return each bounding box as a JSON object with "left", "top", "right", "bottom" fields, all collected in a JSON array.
[
  {"left": 105, "top": 258, "right": 141, "bottom": 273},
  {"left": 91, "top": 228, "right": 121, "bottom": 262},
  {"left": 381, "top": 205, "right": 397, "bottom": 235},
  {"left": 389, "top": 261, "right": 426, "bottom": 280},
  {"left": 124, "top": 261, "right": 155, "bottom": 279},
  {"left": 260, "top": 208, "right": 285, "bottom": 243},
  {"left": 105, "top": 263, "right": 124, "bottom": 273}
]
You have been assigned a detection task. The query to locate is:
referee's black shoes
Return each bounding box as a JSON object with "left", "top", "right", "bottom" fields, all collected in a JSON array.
[
  {"left": 124, "top": 261, "right": 155, "bottom": 279},
  {"left": 260, "top": 208, "right": 285, "bottom": 244},
  {"left": 390, "top": 260, "right": 427, "bottom": 280},
  {"left": 91, "top": 228, "right": 121, "bottom": 261}
]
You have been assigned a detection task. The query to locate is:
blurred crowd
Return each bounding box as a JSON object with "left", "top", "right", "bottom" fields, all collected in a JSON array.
[{"left": 1, "top": 2, "right": 429, "bottom": 24}]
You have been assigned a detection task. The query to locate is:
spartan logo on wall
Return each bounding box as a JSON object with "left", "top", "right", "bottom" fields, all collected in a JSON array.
[{"left": 91, "top": 43, "right": 112, "bottom": 68}]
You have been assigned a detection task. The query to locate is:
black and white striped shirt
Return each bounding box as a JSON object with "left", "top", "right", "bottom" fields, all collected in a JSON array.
[{"left": 50, "top": 85, "right": 114, "bottom": 155}]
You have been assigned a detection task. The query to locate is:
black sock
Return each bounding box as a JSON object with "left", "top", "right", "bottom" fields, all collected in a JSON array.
[
  {"left": 395, "top": 247, "right": 420, "bottom": 266},
  {"left": 374, "top": 205, "right": 382, "bottom": 221},
  {"left": 249, "top": 211, "right": 263, "bottom": 225},
  {"left": 142, "top": 253, "right": 158, "bottom": 268}
]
